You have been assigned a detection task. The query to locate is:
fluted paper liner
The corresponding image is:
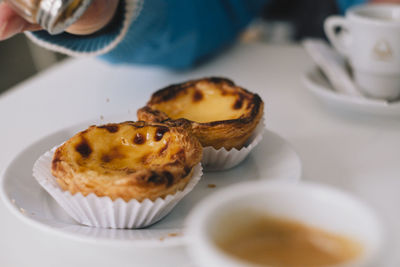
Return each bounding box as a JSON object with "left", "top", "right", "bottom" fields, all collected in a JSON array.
[
  {"left": 201, "top": 116, "right": 265, "bottom": 171},
  {"left": 33, "top": 148, "right": 203, "bottom": 229}
]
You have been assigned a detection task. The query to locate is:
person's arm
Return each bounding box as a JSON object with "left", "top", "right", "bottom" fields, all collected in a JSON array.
[
  {"left": 0, "top": 0, "right": 267, "bottom": 68},
  {"left": 29, "top": 0, "right": 268, "bottom": 68},
  {"left": 336, "top": 0, "right": 400, "bottom": 14},
  {"left": 336, "top": 0, "right": 367, "bottom": 13}
]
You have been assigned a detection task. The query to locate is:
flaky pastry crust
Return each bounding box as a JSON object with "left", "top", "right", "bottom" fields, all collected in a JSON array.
[
  {"left": 137, "top": 77, "right": 264, "bottom": 150},
  {"left": 51, "top": 121, "right": 202, "bottom": 202}
]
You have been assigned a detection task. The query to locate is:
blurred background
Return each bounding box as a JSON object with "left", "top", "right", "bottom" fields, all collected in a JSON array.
[
  {"left": 0, "top": 35, "right": 66, "bottom": 94},
  {"left": 0, "top": 0, "right": 338, "bottom": 95}
]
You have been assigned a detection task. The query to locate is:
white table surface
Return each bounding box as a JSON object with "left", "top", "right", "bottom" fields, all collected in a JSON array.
[{"left": 1, "top": 43, "right": 399, "bottom": 267}]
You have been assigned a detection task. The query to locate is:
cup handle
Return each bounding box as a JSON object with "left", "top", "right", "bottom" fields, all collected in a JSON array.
[{"left": 324, "top": 16, "right": 351, "bottom": 56}]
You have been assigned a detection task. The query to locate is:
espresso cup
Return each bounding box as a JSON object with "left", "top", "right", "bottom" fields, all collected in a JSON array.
[{"left": 324, "top": 4, "right": 400, "bottom": 100}]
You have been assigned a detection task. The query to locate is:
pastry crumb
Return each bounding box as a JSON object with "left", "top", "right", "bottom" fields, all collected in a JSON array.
[
  {"left": 160, "top": 232, "right": 182, "bottom": 241},
  {"left": 207, "top": 184, "right": 216, "bottom": 188},
  {"left": 20, "top": 208, "right": 26, "bottom": 214},
  {"left": 11, "top": 199, "right": 16, "bottom": 204},
  {"left": 168, "top": 232, "right": 182, "bottom": 237}
]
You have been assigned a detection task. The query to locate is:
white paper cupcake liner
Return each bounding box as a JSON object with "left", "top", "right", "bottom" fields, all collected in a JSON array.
[
  {"left": 201, "top": 116, "right": 265, "bottom": 171},
  {"left": 33, "top": 148, "right": 203, "bottom": 229}
]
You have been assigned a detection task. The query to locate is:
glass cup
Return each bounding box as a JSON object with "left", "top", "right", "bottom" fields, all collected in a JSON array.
[{"left": 4, "top": 0, "right": 92, "bottom": 34}]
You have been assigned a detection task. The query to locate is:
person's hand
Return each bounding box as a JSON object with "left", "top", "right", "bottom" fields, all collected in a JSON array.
[{"left": 0, "top": 0, "right": 119, "bottom": 41}]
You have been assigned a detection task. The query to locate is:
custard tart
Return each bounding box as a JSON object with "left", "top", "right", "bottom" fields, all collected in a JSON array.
[
  {"left": 137, "top": 77, "right": 264, "bottom": 150},
  {"left": 51, "top": 121, "right": 202, "bottom": 202}
]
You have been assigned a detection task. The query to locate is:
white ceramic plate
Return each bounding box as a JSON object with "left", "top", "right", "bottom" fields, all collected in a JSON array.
[
  {"left": 0, "top": 119, "right": 301, "bottom": 248},
  {"left": 303, "top": 68, "right": 400, "bottom": 116}
]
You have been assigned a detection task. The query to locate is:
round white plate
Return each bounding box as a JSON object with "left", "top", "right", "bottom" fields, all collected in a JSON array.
[
  {"left": 0, "top": 121, "right": 301, "bottom": 248},
  {"left": 303, "top": 68, "right": 400, "bottom": 116}
]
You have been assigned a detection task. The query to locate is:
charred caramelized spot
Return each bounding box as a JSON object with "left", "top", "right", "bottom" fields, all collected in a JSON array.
[
  {"left": 75, "top": 139, "right": 92, "bottom": 158},
  {"left": 148, "top": 172, "right": 164, "bottom": 185},
  {"left": 101, "top": 147, "right": 124, "bottom": 163},
  {"left": 133, "top": 121, "right": 146, "bottom": 128},
  {"left": 153, "top": 84, "right": 185, "bottom": 103},
  {"left": 98, "top": 125, "right": 119, "bottom": 133},
  {"left": 125, "top": 168, "right": 135, "bottom": 174},
  {"left": 163, "top": 171, "right": 174, "bottom": 187},
  {"left": 221, "top": 90, "right": 228, "bottom": 96},
  {"left": 192, "top": 90, "right": 203, "bottom": 102},
  {"left": 233, "top": 95, "right": 244, "bottom": 110},
  {"left": 184, "top": 166, "right": 191, "bottom": 177},
  {"left": 246, "top": 101, "right": 252, "bottom": 109},
  {"left": 251, "top": 94, "right": 262, "bottom": 119},
  {"left": 154, "top": 126, "right": 169, "bottom": 141},
  {"left": 158, "top": 143, "right": 169, "bottom": 156},
  {"left": 133, "top": 133, "right": 145, "bottom": 144},
  {"left": 209, "top": 77, "right": 234, "bottom": 85},
  {"left": 141, "top": 153, "right": 152, "bottom": 164},
  {"left": 52, "top": 149, "right": 63, "bottom": 170},
  {"left": 147, "top": 171, "right": 174, "bottom": 187}
]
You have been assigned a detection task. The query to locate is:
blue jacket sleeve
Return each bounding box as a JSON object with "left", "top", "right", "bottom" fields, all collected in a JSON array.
[
  {"left": 28, "top": 0, "right": 268, "bottom": 69},
  {"left": 336, "top": 0, "right": 368, "bottom": 14}
]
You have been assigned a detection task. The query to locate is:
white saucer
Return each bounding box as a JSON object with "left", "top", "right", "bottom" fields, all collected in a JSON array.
[
  {"left": 0, "top": 121, "right": 301, "bottom": 248},
  {"left": 303, "top": 68, "right": 400, "bottom": 116}
]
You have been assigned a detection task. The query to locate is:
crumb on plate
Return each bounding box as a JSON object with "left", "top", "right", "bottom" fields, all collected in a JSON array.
[
  {"left": 168, "top": 232, "right": 182, "bottom": 237},
  {"left": 159, "top": 232, "right": 182, "bottom": 241}
]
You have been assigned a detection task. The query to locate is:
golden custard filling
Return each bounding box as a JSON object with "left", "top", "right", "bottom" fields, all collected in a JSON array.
[
  {"left": 62, "top": 124, "right": 182, "bottom": 176},
  {"left": 138, "top": 77, "right": 264, "bottom": 150},
  {"left": 151, "top": 82, "right": 251, "bottom": 123},
  {"left": 52, "top": 121, "right": 203, "bottom": 201}
]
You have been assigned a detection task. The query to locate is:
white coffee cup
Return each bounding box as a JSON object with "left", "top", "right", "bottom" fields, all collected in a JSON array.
[{"left": 324, "top": 4, "right": 400, "bottom": 100}]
